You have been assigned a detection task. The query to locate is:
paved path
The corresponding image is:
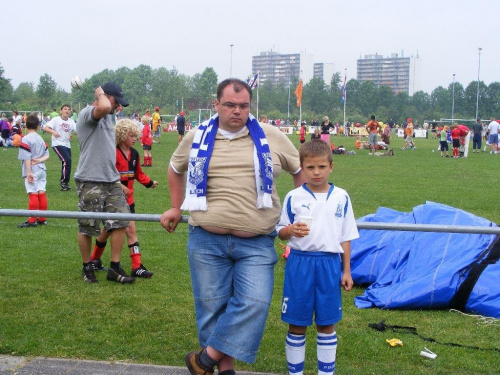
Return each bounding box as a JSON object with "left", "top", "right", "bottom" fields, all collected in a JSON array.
[{"left": 0, "top": 355, "right": 275, "bottom": 375}]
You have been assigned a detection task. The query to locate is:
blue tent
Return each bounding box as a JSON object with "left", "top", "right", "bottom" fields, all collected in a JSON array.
[{"left": 352, "top": 202, "right": 500, "bottom": 319}]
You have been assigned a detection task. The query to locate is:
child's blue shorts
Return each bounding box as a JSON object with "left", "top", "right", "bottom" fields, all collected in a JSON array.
[{"left": 281, "top": 249, "right": 342, "bottom": 327}]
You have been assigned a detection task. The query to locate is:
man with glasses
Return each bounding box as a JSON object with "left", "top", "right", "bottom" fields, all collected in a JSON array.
[{"left": 161, "top": 78, "right": 306, "bottom": 374}]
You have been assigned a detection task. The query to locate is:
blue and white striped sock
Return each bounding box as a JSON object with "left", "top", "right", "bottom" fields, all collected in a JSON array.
[
  {"left": 286, "top": 332, "right": 306, "bottom": 375},
  {"left": 317, "top": 331, "right": 337, "bottom": 375}
]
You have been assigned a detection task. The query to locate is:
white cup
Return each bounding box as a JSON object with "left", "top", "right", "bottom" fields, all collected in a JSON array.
[
  {"left": 298, "top": 216, "right": 313, "bottom": 229},
  {"left": 419, "top": 351, "right": 436, "bottom": 359}
]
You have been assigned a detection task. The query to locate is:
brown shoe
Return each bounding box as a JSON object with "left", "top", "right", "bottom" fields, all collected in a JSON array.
[{"left": 185, "top": 351, "right": 214, "bottom": 375}]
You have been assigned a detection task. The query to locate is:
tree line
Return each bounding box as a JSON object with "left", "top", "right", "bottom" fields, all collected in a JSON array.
[{"left": 1, "top": 63, "right": 499, "bottom": 125}]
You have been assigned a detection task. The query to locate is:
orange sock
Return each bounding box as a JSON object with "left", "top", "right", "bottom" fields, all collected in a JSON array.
[
  {"left": 38, "top": 192, "right": 47, "bottom": 222},
  {"left": 91, "top": 239, "right": 107, "bottom": 260},
  {"left": 129, "top": 242, "right": 142, "bottom": 269},
  {"left": 28, "top": 193, "right": 38, "bottom": 223}
]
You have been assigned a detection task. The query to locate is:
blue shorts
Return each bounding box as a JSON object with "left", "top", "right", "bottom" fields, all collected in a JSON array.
[
  {"left": 489, "top": 133, "right": 498, "bottom": 144},
  {"left": 282, "top": 250, "right": 342, "bottom": 327}
]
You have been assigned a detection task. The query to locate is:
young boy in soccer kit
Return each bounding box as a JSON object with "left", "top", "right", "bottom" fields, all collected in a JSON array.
[
  {"left": 18, "top": 115, "right": 50, "bottom": 227},
  {"left": 90, "top": 119, "right": 158, "bottom": 278},
  {"left": 277, "top": 140, "right": 359, "bottom": 375},
  {"left": 140, "top": 115, "right": 153, "bottom": 166}
]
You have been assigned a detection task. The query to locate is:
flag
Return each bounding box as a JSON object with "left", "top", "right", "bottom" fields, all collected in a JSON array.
[
  {"left": 340, "top": 72, "right": 347, "bottom": 104},
  {"left": 294, "top": 79, "right": 303, "bottom": 107},
  {"left": 247, "top": 73, "right": 259, "bottom": 90}
]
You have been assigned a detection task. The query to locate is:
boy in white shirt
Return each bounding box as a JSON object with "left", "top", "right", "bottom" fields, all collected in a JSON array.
[{"left": 277, "top": 140, "right": 359, "bottom": 375}]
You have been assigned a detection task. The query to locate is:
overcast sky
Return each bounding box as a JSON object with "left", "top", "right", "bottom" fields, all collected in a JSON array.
[{"left": 2, "top": 0, "right": 498, "bottom": 95}]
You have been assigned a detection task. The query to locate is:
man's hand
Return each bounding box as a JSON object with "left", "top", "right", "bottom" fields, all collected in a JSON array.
[{"left": 160, "top": 208, "right": 182, "bottom": 233}]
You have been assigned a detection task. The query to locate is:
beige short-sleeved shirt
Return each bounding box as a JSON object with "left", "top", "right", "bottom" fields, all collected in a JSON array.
[{"left": 170, "top": 123, "right": 301, "bottom": 235}]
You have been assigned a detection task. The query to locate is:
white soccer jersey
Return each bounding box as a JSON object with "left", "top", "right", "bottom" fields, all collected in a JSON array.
[
  {"left": 277, "top": 183, "right": 359, "bottom": 253},
  {"left": 45, "top": 116, "right": 76, "bottom": 148}
]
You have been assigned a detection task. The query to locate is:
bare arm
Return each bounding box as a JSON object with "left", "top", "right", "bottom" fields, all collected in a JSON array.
[
  {"left": 43, "top": 126, "right": 60, "bottom": 138},
  {"left": 31, "top": 154, "right": 49, "bottom": 166},
  {"left": 160, "top": 165, "right": 185, "bottom": 233},
  {"left": 92, "top": 86, "right": 112, "bottom": 120},
  {"left": 340, "top": 241, "right": 354, "bottom": 291},
  {"left": 292, "top": 170, "right": 307, "bottom": 187}
]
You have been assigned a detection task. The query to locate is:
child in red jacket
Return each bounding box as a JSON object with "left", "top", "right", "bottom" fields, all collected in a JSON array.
[{"left": 91, "top": 119, "right": 158, "bottom": 278}]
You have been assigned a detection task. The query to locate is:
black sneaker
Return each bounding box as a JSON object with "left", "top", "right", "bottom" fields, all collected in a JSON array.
[
  {"left": 82, "top": 264, "right": 98, "bottom": 283},
  {"left": 37, "top": 220, "right": 48, "bottom": 226},
  {"left": 107, "top": 267, "right": 135, "bottom": 284},
  {"left": 132, "top": 264, "right": 154, "bottom": 278},
  {"left": 60, "top": 184, "right": 71, "bottom": 191},
  {"left": 18, "top": 220, "right": 38, "bottom": 228},
  {"left": 90, "top": 258, "right": 107, "bottom": 271}
]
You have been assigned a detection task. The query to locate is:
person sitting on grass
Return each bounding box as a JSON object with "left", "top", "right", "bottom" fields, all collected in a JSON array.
[
  {"left": 90, "top": 119, "right": 158, "bottom": 278},
  {"left": 17, "top": 115, "right": 50, "bottom": 228},
  {"left": 277, "top": 140, "right": 359, "bottom": 375}
]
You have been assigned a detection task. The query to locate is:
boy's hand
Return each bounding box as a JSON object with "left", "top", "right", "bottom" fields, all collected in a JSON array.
[
  {"left": 291, "top": 222, "right": 309, "bottom": 237},
  {"left": 151, "top": 181, "right": 158, "bottom": 188},
  {"left": 341, "top": 273, "right": 354, "bottom": 291},
  {"left": 27, "top": 172, "right": 34, "bottom": 183}
]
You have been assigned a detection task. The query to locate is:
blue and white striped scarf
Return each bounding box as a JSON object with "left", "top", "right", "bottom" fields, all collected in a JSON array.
[{"left": 181, "top": 114, "right": 273, "bottom": 211}]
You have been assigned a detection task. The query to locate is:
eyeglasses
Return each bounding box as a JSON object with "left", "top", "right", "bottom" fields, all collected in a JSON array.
[{"left": 219, "top": 102, "right": 250, "bottom": 111}]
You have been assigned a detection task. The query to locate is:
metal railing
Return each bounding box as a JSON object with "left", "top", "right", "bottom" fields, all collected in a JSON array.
[{"left": 1, "top": 209, "right": 499, "bottom": 235}]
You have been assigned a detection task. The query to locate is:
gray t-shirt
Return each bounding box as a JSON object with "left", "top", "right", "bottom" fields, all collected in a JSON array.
[{"left": 74, "top": 105, "right": 119, "bottom": 182}]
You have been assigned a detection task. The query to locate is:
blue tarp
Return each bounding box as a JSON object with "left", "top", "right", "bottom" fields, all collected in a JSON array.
[{"left": 352, "top": 201, "right": 500, "bottom": 319}]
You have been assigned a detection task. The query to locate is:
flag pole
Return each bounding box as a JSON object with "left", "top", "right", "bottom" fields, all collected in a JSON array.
[
  {"left": 257, "top": 70, "right": 259, "bottom": 119},
  {"left": 343, "top": 68, "right": 347, "bottom": 128}
]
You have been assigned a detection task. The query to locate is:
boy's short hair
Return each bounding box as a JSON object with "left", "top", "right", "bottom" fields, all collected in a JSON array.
[
  {"left": 60, "top": 104, "right": 71, "bottom": 110},
  {"left": 26, "top": 115, "right": 40, "bottom": 130},
  {"left": 141, "top": 115, "right": 150, "bottom": 124},
  {"left": 299, "top": 140, "right": 332, "bottom": 164},
  {"left": 115, "top": 118, "right": 140, "bottom": 145}
]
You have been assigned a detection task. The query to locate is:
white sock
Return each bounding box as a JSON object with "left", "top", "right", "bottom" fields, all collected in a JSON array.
[
  {"left": 286, "top": 332, "right": 306, "bottom": 375},
  {"left": 317, "top": 331, "right": 337, "bottom": 375}
]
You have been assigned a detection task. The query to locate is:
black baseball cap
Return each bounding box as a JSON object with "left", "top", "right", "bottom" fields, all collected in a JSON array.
[{"left": 102, "top": 82, "right": 129, "bottom": 107}]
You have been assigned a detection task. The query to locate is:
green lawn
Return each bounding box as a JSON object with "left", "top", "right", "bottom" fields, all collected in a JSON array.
[{"left": 1, "top": 129, "right": 499, "bottom": 375}]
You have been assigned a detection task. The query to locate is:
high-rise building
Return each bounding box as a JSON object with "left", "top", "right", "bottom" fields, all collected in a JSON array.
[
  {"left": 357, "top": 52, "right": 421, "bottom": 95},
  {"left": 252, "top": 50, "right": 314, "bottom": 86},
  {"left": 314, "top": 63, "right": 336, "bottom": 84}
]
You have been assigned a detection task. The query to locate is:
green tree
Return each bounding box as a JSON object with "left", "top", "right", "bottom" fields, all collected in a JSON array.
[
  {"left": 195, "top": 67, "right": 218, "bottom": 109},
  {"left": 0, "top": 64, "right": 13, "bottom": 105},
  {"left": 36, "top": 74, "right": 57, "bottom": 108},
  {"left": 12, "top": 82, "right": 35, "bottom": 107}
]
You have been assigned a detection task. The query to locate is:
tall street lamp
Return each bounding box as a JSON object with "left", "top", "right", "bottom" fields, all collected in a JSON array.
[
  {"left": 451, "top": 73, "right": 456, "bottom": 124},
  {"left": 475, "top": 47, "right": 482, "bottom": 120},
  {"left": 230, "top": 44, "right": 234, "bottom": 77}
]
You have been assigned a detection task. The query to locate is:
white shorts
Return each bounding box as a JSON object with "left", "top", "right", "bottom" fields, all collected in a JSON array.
[{"left": 24, "top": 170, "right": 47, "bottom": 193}]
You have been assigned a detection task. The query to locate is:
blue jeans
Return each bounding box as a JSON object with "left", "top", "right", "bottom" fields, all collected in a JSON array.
[{"left": 187, "top": 225, "right": 278, "bottom": 363}]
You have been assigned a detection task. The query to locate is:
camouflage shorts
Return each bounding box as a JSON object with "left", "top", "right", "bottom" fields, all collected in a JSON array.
[{"left": 75, "top": 180, "right": 130, "bottom": 236}]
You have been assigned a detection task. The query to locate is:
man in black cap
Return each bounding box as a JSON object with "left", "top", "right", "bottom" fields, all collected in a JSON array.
[{"left": 74, "top": 82, "right": 135, "bottom": 284}]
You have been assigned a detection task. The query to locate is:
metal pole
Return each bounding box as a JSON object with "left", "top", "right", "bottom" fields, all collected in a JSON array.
[
  {"left": 230, "top": 44, "right": 234, "bottom": 77},
  {"left": 451, "top": 73, "right": 456, "bottom": 123},
  {"left": 475, "top": 47, "right": 482, "bottom": 120},
  {"left": 2, "top": 209, "right": 499, "bottom": 235},
  {"left": 287, "top": 73, "right": 290, "bottom": 120}
]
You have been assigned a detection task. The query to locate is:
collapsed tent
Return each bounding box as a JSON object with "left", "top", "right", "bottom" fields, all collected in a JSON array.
[{"left": 352, "top": 201, "right": 500, "bottom": 319}]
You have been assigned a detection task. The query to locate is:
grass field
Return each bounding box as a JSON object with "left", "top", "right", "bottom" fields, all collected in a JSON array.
[{"left": 1, "top": 129, "right": 499, "bottom": 375}]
